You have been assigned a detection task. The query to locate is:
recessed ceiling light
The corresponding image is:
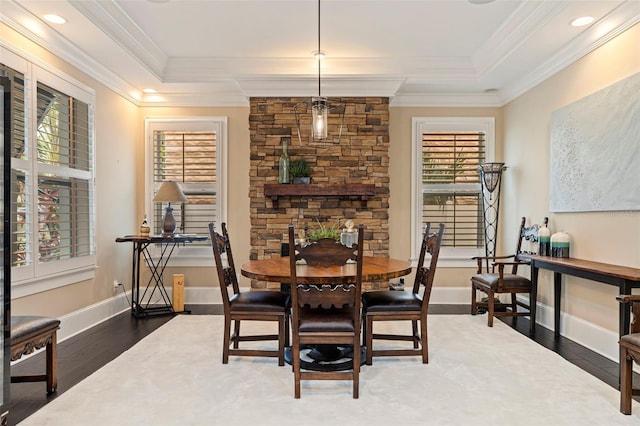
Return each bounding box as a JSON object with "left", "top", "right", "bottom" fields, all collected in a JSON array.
[
  {"left": 571, "top": 16, "right": 594, "bottom": 27},
  {"left": 468, "top": 0, "right": 496, "bottom": 4},
  {"left": 43, "top": 14, "right": 66, "bottom": 25},
  {"left": 312, "top": 50, "right": 325, "bottom": 60},
  {"left": 143, "top": 88, "right": 157, "bottom": 94}
]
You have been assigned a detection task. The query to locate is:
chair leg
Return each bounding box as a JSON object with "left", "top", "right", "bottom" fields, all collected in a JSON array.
[
  {"left": 361, "top": 311, "right": 367, "bottom": 347},
  {"left": 233, "top": 320, "right": 241, "bottom": 349},
  {"left": 366, "top": 315, "right": 373, "bottom": 365},
  {"left": 46, "top": 332, "right": 58, "bottom": 394},
  {"left": 420, "top": 315, "right": 428, "bottom": 364},
  {"left": 293, "top": 339, "right": 301, "bottom": 399},
  {"left": 510, "top": 293, "right": 517, "bottom": 313},
  {"left": 222, "top": 316, "right": 232, "bottom": 364},
  {"left": 278, "top": 316, "right": 285, "bottom": 366},
  {"left": 412, "top": 320, "right": 419, "bottom": 349},
  {"left": 353, "top": 334, "right": 360, "bottom": 399},
  {"left": 284, "top": 313, "right": 290, "bottom": 347},
  {"left": 487, "top": 289, "right": 495, "bottom": 327},
  {"left": 471, "top": 284, "right": 477, "bottom": 315},
  {"left": 620, "top": 346, "right": 633, "bottom": 414}
]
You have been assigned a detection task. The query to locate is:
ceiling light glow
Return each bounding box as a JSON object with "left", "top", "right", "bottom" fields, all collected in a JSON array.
[
  {"left": 571, "top": 16, "right": 594, "bottom": 27},
  {"left": 43, "top": 14, "right": 66, "bottom": 24},
  {"left": 143, "top": 88, "right": 157, "bottom": 94}
]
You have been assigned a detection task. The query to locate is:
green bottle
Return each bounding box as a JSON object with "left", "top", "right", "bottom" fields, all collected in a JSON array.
[{"left": 278, "top": 138, "right": 290, "bottom": 184}]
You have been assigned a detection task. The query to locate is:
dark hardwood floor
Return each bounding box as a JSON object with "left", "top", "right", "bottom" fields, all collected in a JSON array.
[{"left": 7, "top": 304, "right": 635, "bottom": 425}]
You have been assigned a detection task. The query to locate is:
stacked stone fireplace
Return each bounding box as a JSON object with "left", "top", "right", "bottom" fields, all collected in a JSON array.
[{"left": 248, "top": 97, "right": 390, "bottom": 290}]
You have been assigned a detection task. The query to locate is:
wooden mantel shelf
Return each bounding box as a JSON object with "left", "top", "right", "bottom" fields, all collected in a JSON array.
[{"left": 264, "top": 183, "right": 376, "bottom": 208}]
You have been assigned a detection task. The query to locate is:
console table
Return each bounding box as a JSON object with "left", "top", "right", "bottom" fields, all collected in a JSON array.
[
  {"left": 116, "top": 234, "right": 208, "bottom": 318},
  {"left": 519, "top": 254, "right": 640, "bottom": 338}
]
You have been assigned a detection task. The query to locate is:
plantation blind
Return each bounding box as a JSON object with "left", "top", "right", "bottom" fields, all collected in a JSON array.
[
  {"left": 153, "top": 130, "right": 216, "bottom": 242},
  {"left": 0, "top": 64, "right": 29, "bottom": 266},
  {"left": 421, "top": 132, "right": 485, "bottom": 248},
  {"left": 35, "top": 82, "right": 93, "bottom": 262}
]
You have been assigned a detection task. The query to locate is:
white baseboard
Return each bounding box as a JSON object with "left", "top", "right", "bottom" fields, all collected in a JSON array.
[
  {"left": 433, "top": 289, "right": 620, "bottom": 364},
  {"left": 527, "top": 297, "right": 620, "bottom": 363},
  {"left": 57, "top": 291, "right": 131, "bottom": 342},
  {"left": 19, "top": 286, "right": 623, "bottom": 371}
]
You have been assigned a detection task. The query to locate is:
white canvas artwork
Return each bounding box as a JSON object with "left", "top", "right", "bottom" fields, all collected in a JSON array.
[{"left": 549, "top": 72, "right": 640, "bottom": 212}]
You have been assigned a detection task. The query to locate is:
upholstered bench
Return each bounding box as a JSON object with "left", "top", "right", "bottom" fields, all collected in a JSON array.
[{"left": 10, "top": 316, "right": 60, "bottom": 395}]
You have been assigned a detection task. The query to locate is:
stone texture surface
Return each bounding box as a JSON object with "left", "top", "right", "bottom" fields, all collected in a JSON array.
[{"left": 249, "top": 97, "right": 390, "bottom": 290}]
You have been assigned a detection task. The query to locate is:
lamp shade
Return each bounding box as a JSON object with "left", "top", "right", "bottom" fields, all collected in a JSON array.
[
  {"left": 153, "top": 181, "right": 188, "bottom": 235},
  {"left": 153, "top": 181, "right": 188, "bottom": 203}
]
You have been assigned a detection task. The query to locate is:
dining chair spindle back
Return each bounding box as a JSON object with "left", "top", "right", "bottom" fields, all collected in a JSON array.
[
  {"left": 288, "top": 223, "right": 365, "bottom": 398},
  {"left": 361, "top": 222, "right": 444, "bottom": 364},
  {"left": 209, "top": 222, "right": 289, "bottom": 365}
]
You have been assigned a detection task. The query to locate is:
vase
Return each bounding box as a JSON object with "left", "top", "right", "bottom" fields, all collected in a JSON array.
[
  {"left": 278, "top": 138, "right": 290, "bottom": 184},
  {"left": 292, "top": 177, "right": 310, "bottom": 184},
  {"left": 538, "top": 224, "right": 551, "bottom": 256},
  {"left": 550, "top": 231, "right": 570, "bottom": 258}
]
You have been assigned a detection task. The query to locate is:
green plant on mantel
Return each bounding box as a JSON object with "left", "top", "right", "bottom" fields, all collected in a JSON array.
[
  {"left": 305, "top": 217, "right": 342, "bottom": 242},
  {"left": 289, "top": 158, "right": 312, "bottom": 178}
]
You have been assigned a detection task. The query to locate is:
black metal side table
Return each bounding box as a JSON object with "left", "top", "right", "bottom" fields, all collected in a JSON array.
[{"left": 116, "top": 234, "right": 208, "bottom": 318}]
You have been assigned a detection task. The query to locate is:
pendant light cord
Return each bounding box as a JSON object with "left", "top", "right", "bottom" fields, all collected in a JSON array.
[{"left": 317, "top": 0, "right": 321, "bottom": 97}]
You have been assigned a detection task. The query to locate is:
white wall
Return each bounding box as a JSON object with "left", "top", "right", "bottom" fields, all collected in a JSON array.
[{"left": 501, "top": 23, "right": 639, "bottom": 358}]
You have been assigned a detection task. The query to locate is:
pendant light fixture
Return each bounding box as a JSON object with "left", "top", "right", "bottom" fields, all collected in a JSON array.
[{"left": 294, "top": 0, "right": 344, "bottom": 144}]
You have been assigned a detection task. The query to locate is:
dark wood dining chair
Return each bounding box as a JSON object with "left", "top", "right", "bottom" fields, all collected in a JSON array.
[
  {"left": 361, "top": 223, "right": 444, "bottom": 364},
  {"left": 288, "top": 223, "right": 364, "bottom": 398},
  {"left": 471, "top": 217, "right": 544, "bottom": 327},
  {"left": 616, "top": 294, "right": 640, "bottom": 414},
  {"left": 209, "top": 222, "right": 289, "bottom": 365}
]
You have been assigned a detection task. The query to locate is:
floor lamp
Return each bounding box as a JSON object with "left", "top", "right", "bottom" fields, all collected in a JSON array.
[{"left": 478, "top": 163, "right": 507, "bottom": 270}]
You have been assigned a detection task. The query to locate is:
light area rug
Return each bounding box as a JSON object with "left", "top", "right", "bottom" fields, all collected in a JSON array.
[{"left": 20, "top": 315, "right": 640, "bottom": 426}]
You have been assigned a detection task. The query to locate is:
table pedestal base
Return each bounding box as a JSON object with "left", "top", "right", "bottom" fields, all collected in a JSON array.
[{"left": 285, "top": 345, "right": 366, "bottom": 371}]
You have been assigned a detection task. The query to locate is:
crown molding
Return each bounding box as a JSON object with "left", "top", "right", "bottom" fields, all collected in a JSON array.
[
  {"left": 473, "top": 1, "right": 567, "bottom": 79},
  {"left": 138, "top": 92, "right": 250, "bottom": 107},
  {"left": 235, "top": 76, "right": 405, "bottom": 97},
  {"left": 162, "top": 56, "right": 475, "bottom": 83},
  {"left": 69, "top": 0, "right": 167, "bottom": 79},
  {"left": 500, "top": 1, "right": 640, "bottom": 104},
  {"left": 1, "top": 1, "right": 142, "bottom": 106},
  {"left": 390, "top": 92, "right": 502, "bottom": 108}
]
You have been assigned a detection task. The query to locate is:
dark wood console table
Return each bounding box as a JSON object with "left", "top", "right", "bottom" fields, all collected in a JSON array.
[{"left": 520, "top": 254, "right": 640, "bottom": 338}]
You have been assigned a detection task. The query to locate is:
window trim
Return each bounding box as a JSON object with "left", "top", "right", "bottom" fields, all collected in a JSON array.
[
  {"left": 3, "top": 46, "right": 97, "bottom": 294},
  {"left": 145, "top": 117, "right": 227, "bottom": 266},
  {"left": 411, "top": 117, "right": 495, "bottom": 268}
]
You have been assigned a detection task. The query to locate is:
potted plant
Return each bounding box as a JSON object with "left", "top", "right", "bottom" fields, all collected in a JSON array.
[
  {"left": 306, "top": 218, "right": 342, "bottom": 242},
  {"left": 289, "top": 158, "right": 311, "bottom": 184}
]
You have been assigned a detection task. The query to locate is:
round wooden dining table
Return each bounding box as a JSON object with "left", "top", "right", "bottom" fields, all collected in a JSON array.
[
  {"left": 240, "top": 256, "right": 412, "bottom": 284},
  {"left": 240, "top": 255, "right": 412, "bottom": 371}
]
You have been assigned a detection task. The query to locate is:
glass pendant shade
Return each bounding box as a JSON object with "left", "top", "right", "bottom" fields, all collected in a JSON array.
[
  {"left": 478, "top": 162, "right": 505, "bottom": 193},
  {"left": 311, "top": 97, "right": 328, "bottom": 139}
]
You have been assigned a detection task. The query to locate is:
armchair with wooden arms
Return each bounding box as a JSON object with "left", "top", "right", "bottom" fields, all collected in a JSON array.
[
  {"left": 617, "top": 294, "right": 640, "bottom": 414},
  {"left": 471, "top": 217, "right": 546, "bottom": 329}
]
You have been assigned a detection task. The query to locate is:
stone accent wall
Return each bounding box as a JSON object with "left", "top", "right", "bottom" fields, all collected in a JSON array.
[{"left": 248, "top": 97, "right": 390, "bottom": 289}]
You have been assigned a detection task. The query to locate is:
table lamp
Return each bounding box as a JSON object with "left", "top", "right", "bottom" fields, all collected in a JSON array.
[{"left": 153, "top": 181, "right": 188, "bottom": 235}]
